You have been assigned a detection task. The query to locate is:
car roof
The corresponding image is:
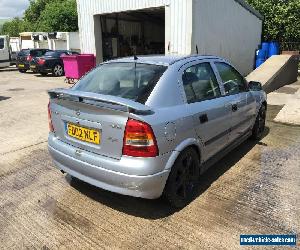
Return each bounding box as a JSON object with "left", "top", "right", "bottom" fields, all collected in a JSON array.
[
  {"left": 108, "top": 55, "right": 223, "bottom": 66},
  {"left": 21, "top": 48, "right": 48, "bottom": 51}
]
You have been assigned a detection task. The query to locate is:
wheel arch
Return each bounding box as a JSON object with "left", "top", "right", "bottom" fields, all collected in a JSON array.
[{"left": 164, "top": 138, "right": 202, "bottom": 171}]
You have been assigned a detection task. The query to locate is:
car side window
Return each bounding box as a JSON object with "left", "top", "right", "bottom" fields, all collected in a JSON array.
[
  {"left": 0, "top": 38, "right": 5, "bottom": 50},
  {"left": 182, "top": 62, "right": 221, "bottom": 103},
  {"left": 215, "top": 62, "right": 248, "bottom": 95}
]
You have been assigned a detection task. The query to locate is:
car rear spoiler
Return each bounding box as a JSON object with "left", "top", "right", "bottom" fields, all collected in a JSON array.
[{"left": 48, "top": 88, "right": 154, "bottom": 115}]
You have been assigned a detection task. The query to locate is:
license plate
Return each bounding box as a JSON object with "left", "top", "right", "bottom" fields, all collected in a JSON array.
[
  {"left": 19, "top": 64, "right": 24, "bottom": 68},
  {"left": 30, "top": 65, "right": 36, "bottom": 69},
  {"left": 67, "top": 123, "right": 100, "bottom": 144}
]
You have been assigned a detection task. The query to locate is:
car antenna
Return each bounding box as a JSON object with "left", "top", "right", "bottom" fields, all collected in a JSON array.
[{"left": 196, "top": 45, "right": 199, "bottom": 54}]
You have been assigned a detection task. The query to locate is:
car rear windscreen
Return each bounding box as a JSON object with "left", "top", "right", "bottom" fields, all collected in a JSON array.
[
  {"left": 18, "top": 50, "right": 30, "bottom": 56},
  {"left": 31, "top": 50, "right": 48, "bottom": 57},
  {"left": 73, "top": 63, "right": 167, "bottom": 104}
]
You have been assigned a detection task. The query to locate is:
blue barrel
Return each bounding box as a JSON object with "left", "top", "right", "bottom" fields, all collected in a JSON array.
[
  {"left": 268, "top": 41, "right": 280, "bottom": 57},
  {"left": 255, "top": 58, "right": 265, "bottom": 68},
  {"left": 256, "top": 49, "right": 266, "bottom": 60},
  {"left": 261, "top": 42, "right": 269, "bottom": 58}
]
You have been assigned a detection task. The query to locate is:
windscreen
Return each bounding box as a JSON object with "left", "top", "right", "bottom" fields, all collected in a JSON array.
[
  {"left": 30, "top": 50, "right": 47, "bottom": 57},
  {"left": 0, "top": 38, "right": 4, "bottom": 49},
  {"left": 18, "top": 50, "right": 30, "bottom": 56},
  {"left": 73, "top": 63, "right": 167, "bottom": 104}
]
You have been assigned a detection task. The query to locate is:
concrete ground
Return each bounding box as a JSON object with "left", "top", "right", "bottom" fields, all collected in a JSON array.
[
  {"left": 0, "top": 68, "right": 299, "bottom": 249},
  {"left": 270, "top": 79, "right": 300, "bottom": 125}
]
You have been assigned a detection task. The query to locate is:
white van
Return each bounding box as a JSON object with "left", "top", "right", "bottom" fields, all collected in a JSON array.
[{"left": 0, "top": 35, "right": 13, "bottom": 68}]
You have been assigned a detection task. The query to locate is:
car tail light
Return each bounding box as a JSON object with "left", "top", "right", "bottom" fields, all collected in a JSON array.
[
  {"left": 38, "top": 58, "right": 45, "bottom": 65},
  {"left": 48, "top": 101, "right": 54, "bottom": 132},
  {"left": 27, "top": 55, "right": 33, "bottom": 61},
  {"left": 122, "top": 119, "right": 158, "bottom": 157}
]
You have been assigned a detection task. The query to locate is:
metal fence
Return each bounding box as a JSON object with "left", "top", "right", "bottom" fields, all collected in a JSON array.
[{"left": 280, "top": 42, "right": 300, "bottom": 52}]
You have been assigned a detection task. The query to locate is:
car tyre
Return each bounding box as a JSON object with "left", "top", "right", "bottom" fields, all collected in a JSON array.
[
  {"left": 52, "top": 64, "right": 64, "bottom": 77},
  {"left": 19, "top": 69, "right": 27, "bottom": 73},
  {"left": 164, "top": 148, "right": 200, "bottom": 208},
  {"left": 251, "top": 104, "right": 266, "bottom": 140}
]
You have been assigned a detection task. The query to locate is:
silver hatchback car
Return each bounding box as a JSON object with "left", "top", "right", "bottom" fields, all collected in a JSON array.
[{"left": 48, "top": 55, "right": 267, "bottom": 207}]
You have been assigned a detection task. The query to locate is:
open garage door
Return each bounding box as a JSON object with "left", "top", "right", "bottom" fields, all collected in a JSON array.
[{"left": 99, "top": 7, "right": 165, "bottom": 61}]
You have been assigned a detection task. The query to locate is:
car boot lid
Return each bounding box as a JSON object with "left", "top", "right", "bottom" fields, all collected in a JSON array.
[{"left": 48, "top": 88, "right": 153, "bottom": 114}]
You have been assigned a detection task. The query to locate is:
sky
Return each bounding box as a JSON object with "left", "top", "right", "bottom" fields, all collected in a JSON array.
[{"left": 0, "top": 0, "right": 30, "bottom": 19}]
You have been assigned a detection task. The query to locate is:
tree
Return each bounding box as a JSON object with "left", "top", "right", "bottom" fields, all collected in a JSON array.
[
  {"left": 0, "top": 0, "right": 78, "bottom": 35},
  {"left": 1, "top": 18, "right": 25, "bottom": 37},
  {"left": 23, "top": 0, "right": 68, "bottom": 31},
  {"left": 246, "top": 0, "right": 300, "bottom": 42},
  {"left": 37, "top": 0, "right": 78, "bottom": 32}
]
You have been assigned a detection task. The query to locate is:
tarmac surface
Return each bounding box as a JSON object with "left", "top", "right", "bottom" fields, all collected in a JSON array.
[{"left": 0, "top": 67, "right": 299, "bottom": 249}]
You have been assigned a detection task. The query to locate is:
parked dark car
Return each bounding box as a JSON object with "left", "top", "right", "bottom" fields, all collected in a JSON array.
[
  {"left": 30, "top": 50, "right": 79, "bottom": 77},
  {"left": 16, "top": 49, "right": 50, "bottom": 73}
]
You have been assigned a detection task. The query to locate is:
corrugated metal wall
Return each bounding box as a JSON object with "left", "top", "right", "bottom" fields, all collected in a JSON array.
[
  {"left": 77, "top": 0, "right": 262, "bottom": 72},
  {"left": 193, "top": 0, "right": 262, "bottom": 75},
  {"left": 77, "top": 0, "right": 193, "bottom": 58}
]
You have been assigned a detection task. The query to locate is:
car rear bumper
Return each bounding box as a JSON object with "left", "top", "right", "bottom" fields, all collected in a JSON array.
[
  {"left": 17, "top": 63, "right": 30, "bottom": 70},
  {"left": 31, "top": 64, "right": 52, "bottom": 73},
  {"left": 48, "top": 136, "right": 170, "bottom": 199}
]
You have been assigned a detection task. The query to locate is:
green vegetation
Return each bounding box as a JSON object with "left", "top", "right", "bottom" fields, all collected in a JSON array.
[
  {"left": 0, "top": 0, "right": 78, "bottom": 36},
  {"left": 37, "top": 0, "right": 78, "bottom": 32},
  {"left": 246, "top": 0, "right": 300, "bottom": 42},
  {"left": 0, "top": 19, "right": 10, "bottom": 34},
  {"left": 1, "top": 18, "right": 25, "bottom": 37}
]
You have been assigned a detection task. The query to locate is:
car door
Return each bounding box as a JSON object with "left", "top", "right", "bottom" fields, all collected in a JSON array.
[
  {"left": 180, "top": 61, "right": 232, "bottom": 162},
  {"left": 214, "top": 61, "right": 256, "bottom": 143},
  {"left": 0, "top": 36, "right": 10, "bottom": 68}
]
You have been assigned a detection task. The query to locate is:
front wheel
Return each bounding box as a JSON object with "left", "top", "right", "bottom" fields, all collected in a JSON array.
[
  {"left": 251, "top": 104, "right": 266, "bottom": 140},
  {"left": 164, "top": 148, "right": 200, "bottom": 208},
  {"left": 52, "top": 64, "right": 64, "bottom": 77}
]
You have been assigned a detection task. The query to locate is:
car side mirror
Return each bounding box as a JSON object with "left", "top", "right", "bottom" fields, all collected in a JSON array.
[{"left": 248, "top": 81, "right": 262, "bottom": 91}]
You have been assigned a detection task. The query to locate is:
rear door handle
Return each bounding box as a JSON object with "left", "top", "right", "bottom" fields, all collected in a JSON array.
[
  {"left": 232, "top": 104, "right": 238, "bottom": 112},
  {"left": 199, "top": 114, "right": 208, "bottom": 124}
]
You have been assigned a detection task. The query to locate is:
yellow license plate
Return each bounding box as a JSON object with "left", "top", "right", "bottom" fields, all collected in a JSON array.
[
  {"left": 19, "top": 64, "right": 24, "bottom": 68},
  {"left": 67, "top": 123, "right": 100, "bottom": 144}
]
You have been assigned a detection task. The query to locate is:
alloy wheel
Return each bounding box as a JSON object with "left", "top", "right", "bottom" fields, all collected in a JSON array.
[
  {"left": 53, "top": 65, "right": 63, "bottom": 76},
  {"left": 175, "top": 154, "right": 198, "bottom": 198}
]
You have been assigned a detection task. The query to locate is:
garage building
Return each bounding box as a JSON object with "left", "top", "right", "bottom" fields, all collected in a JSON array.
[{"left": 77, "top": 0, "right": 263, "bottom": 75}]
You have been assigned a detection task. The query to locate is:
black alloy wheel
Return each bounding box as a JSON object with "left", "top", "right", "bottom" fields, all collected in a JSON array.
[
  {"left": 164, "top": 148, "right": 200, "bottom": 208},
  {"left": 251, "top": 104, "right": 266, "bottom": 140}
]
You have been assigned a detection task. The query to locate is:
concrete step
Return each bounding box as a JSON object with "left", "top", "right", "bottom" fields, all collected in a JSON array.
[
  {"left": 246, "top": 55, "right": 299, "bottom": 94},
  {"left": 274, "top": 87, "right": 300, "bottom": 125}
]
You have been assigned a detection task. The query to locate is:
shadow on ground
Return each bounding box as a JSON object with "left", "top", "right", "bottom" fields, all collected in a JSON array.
[
  {"left": 70, "top": 127, "right": 269, "bottom": 220},
  {"left": 0, "top": 96, "right": 11, "bottom": 101},
  {"left": 0, "top": 67, "right": 18, "bottom": 72}
]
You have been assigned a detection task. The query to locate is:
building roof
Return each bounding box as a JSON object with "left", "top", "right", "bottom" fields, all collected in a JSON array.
[{"left": 235, "top": 0, "right": 263, "bottom": 20}]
